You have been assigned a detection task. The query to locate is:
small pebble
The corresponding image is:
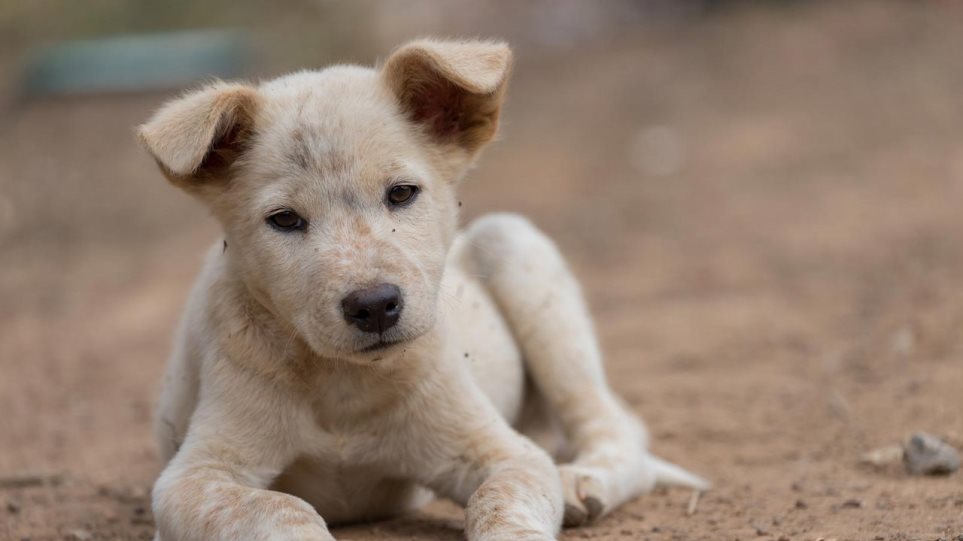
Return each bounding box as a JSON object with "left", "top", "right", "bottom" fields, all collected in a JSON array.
[
  {"left": 861, "top": 445, "right": 904, "bottom": 467},
  {"left": 841, "top": 498, "right": 863, "bottom": 509},
  {"left": 6, "top": 499, "right": 20, "bottom": 514},
  {"left": 903, "top": 432, "right": 960, "bottom": 475}
]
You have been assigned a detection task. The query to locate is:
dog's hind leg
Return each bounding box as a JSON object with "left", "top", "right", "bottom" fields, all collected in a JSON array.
[{"left": 463, "top": 213, "right": 706, "bottom": 526}]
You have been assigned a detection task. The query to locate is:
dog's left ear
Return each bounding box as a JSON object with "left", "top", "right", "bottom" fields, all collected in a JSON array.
[{"left": 382, "top": 38, "right": 512, "bottom": 154}]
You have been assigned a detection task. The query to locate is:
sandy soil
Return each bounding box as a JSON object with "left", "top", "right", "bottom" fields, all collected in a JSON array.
[{"left": 2, "top": 2, "right": 962, "bottom": 540}]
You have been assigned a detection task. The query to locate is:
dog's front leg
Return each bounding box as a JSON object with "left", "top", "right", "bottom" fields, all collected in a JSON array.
[
  {"left": 153, "top": 379, "right": 333, "bottom": 541},
  {"left": 405, "top": 384, "right": 563, "bottom": 541},
  {"left": 462, "top": 446, "right": 563, "bottom": 541}
]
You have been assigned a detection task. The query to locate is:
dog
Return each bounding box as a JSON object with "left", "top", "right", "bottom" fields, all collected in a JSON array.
[{"left": 138, "top": 38, "right": 706, "bottom": 541}]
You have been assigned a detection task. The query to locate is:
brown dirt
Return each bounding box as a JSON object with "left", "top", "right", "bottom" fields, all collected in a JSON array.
[{"left": 2, "top": 2, "right": 963, "bottom": 540}]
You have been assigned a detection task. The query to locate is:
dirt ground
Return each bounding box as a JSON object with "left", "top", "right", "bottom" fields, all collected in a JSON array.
[{"left": 2, "top": 2, "right": 963, "bottom": 540}]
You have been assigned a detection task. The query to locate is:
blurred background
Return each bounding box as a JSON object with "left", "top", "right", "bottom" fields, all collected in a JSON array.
[{"left": 2, "top": 1, "right": 963, "bottom": 540}]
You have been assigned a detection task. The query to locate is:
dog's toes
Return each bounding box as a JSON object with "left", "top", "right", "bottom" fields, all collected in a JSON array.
[
  {"left": 563, "top": 501, "right": 588, "bottom": 527},
  {"left": 583, "top": 495, "right": 604, "bottom": 521},
  {"left": 577, "top": 472, "right": 607, "bottom": 522},
  {"left": 560, "top": 466, "right": 588, "bottom": 526},
  {"left": 559, "top": 464, "right": 609, "bottom": 527}
]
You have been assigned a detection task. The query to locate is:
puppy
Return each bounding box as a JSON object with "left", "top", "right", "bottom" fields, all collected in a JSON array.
[{"left": 139, "top": 38, "right": 705, "bottom": 541}]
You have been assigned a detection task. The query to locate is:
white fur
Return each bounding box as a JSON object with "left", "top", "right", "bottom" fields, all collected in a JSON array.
[{"left": 139, "top": 39, "right": 705, "bottom": 541}]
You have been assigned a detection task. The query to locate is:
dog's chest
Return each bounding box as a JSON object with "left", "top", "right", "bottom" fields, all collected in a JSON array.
[
  {"left": 271, "top": 445, "right": 420, "bottom": 524},
  {"left": 305, "top": 381, "right": 404, "bottom": 461},
  {"left": 306, "top": 420, "right": 378, "bottom": 460}
]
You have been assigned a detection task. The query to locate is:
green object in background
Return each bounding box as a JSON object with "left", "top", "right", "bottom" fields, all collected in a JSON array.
[{"left": 21, "top": 29, "right": 251, "bottom": 98}]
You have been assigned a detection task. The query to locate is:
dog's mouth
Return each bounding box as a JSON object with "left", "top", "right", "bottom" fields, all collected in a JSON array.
[
  {"left": 345, "top": 321, "right": 434, "bottom": 360},
  {"left": 357, "top": 338, "right": 405, "bottom": 354}
]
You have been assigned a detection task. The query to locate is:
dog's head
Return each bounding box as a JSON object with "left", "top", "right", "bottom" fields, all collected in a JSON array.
[{"left": 138, "top": 39, "right": 512, "bottom": 363}]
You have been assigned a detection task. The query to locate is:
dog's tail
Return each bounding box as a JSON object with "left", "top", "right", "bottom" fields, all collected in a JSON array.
[{"left": 647, "top": 454, "right": 711, "bottom": 490}]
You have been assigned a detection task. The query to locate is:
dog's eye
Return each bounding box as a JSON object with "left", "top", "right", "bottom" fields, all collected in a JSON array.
[
  {"left": 267, "top": 210, "right": 306, "bottom": 232},
  {"left": 386, "top": 184, "right": 419, "bottom": 207}
]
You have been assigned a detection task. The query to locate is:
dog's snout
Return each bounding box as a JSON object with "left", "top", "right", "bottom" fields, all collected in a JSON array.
[{"left": 341, "top": 283, "right": 403, "bottom": 333}]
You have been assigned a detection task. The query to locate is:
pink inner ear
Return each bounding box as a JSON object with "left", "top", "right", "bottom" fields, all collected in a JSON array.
[{"left": 408, "top": 79, "right": 465, "bottom": 139}]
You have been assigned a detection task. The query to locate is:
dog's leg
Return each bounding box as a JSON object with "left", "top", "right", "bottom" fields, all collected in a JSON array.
[
  {"left": 464, "top": 213, "right": 706, "bottom": 526},
  {"left": 152, "top": 370, "right": 332, "bottom": 541},
  {"left": 402, "top": 376, "right": 563, "bottom": 541}
]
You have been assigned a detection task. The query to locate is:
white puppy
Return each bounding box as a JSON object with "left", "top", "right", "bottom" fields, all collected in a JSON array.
[{"left": 139, "top": 38, "right": 705, "bottom": 541}]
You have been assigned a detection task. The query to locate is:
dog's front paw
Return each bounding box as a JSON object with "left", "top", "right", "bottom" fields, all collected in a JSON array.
[
  {"left": 268, "top": 525, "right": 337, "bottom": 541},
  {"left": 559, "top": 464, "right": 610, "bottom": 527},
  {"left": 473, "top": 530, "right": 556, "bottom": 541},
  {"left": 154, "top": 490, "right": 337, "bottom": 541},
  {"left": 156, "top": 524, "right": 335, "bottom": 541},
  {"left": 262, "top": 503, "right": 337, "bottom": 541}
]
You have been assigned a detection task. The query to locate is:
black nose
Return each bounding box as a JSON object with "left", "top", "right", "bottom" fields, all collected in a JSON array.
[{"left": 341, "top": 283, "right": 403, "bottom": 333}]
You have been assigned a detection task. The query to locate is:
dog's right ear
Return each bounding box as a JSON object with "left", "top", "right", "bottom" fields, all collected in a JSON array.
[{"left": 137, "top": 82, "right": 259, "bottom": 186}]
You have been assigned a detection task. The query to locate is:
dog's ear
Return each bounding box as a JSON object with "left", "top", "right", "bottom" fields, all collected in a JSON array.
[
  {"left": 137, "top": 82, "right": 259, "bottom": 186},
  {"left": 382, "top": 38, "right": 512, "bottom": 154}
]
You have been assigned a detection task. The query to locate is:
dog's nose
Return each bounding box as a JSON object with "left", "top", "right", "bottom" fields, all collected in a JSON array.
[{"left": 341, "top": 283, "right": 403, "bottom": 333}]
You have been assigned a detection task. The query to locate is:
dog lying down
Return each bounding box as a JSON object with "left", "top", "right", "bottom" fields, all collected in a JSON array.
[{"left": 139, "top": 38, "right": 707, "bottom": 541}]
